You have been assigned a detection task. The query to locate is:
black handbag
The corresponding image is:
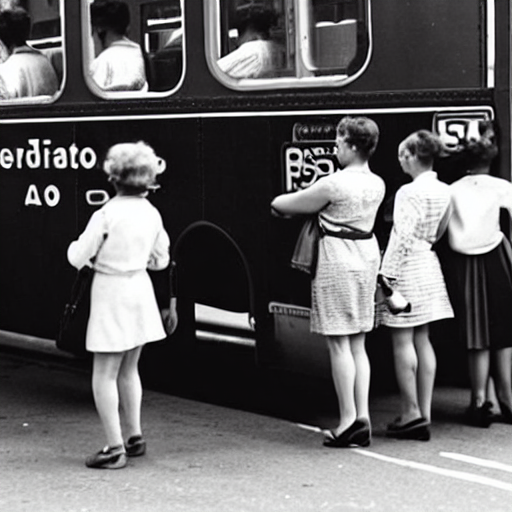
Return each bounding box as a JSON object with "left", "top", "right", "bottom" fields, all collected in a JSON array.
[
  {"left": 290, "top": 216, "right": 321, "bottom": 278},
  {"left": 56, "top": 266, "right": 94, "bottom": 356}
]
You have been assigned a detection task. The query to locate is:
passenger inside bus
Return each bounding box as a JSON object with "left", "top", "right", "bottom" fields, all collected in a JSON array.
[
  {"left": 217, "top": 4, "right": 280, "bottom": 79},
  {"left": 0, "top": 6, "right": 59, "bottom": 100},
  {"left": 89, "top": 0, "right": 147, "bottom": 92}
]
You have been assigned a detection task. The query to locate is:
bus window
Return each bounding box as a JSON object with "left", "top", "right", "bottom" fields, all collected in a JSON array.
[
  {"left": 82, "top": 0, "right": 184, "bottom": 98},
  {"left": 205, "top": 0, "right": 371, "bottom": 90},
  {"left": 0, "top": 0, "right": 63, "bottom": 103}
]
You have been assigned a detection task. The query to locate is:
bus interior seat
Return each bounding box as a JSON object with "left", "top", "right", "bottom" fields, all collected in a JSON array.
[
  {"left": 145, "top": 45, "right": 183, "bottom": 92},
  {"left": 313, "top": 18, "right": 357, "bottom": 71}
]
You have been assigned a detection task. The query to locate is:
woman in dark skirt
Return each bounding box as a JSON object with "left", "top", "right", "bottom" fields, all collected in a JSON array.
[{"left": 447, "top": 121, "right": 512, "bottom": 427}]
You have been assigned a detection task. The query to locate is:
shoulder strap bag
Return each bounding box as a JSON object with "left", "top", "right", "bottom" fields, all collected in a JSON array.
[{"left": 56, "top": 235, "right": 107, "bottom": 356}]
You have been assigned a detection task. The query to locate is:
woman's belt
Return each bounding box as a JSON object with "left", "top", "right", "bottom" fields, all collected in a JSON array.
[
  {"left": 321, "top": 226, "right": 373, "bottom": 240},
  {"left": 318, "top": 213, "right": 373, "bottom": 240}
]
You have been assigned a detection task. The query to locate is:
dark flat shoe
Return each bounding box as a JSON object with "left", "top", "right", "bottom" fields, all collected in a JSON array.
[
  {"left": 85, "top": 445, "right": 127, "bottom": 469},
  {"left": 498, "top": 401, "right": 512, "bottom": 424},
  {"left": 125, "top": 435, "right": 146, "bottom": 457},
  {"left": 324, "top": 419, "right": 371, "bottom": 448},
  {"left": 387, "top": 416, "right": 427, "bottom": 431},
  {"left": 386, "top": 416, "right": 405, "bottom": 431},
  {"left": 466, "top": 401, "right": 494, "bottom": 428},
  {"left": 386, "top": 417, "right": 431, "bottom": 441}
]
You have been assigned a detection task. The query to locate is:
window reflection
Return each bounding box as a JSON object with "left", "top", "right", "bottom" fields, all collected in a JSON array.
[{"left": 0, "top": 0, "right": 62, "bottom": 102}]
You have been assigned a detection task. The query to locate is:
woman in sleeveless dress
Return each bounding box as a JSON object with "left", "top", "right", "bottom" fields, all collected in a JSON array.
[{"left": 271, "top": 116, "right": 385, "bottom": 448}]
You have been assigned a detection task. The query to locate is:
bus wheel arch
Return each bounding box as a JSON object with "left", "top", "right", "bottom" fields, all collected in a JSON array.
[{"left": 171, "top": 221, "right": 256, "bottom": 341}]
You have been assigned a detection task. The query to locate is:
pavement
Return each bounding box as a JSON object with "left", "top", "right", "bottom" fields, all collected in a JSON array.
[{"left": 2, "top": 339, "right": 512, "bottom": 512}]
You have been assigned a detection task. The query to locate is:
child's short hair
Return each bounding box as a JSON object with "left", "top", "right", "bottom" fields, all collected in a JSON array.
[{"left": 103, "top": 141, "right": 166, "bottom": 194}]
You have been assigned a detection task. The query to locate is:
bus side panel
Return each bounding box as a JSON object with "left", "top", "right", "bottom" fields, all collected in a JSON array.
[
  {"left": 0, "top": 119, "right": 204, "bottom": 340},
  {"left": 0, "top": 108, "right": 488, "bottom": 388},
  {"left": 0, "top": 124, "right": 84, "bottom": 338},
  {"left": 360, "top": 0, "right": 484, "bottom": 92},
  {"left": 201, "top": 117, "right": 274, "bottom": 311}
]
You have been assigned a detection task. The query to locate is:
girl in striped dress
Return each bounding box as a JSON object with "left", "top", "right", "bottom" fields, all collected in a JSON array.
[{"left": 380, "top": 130, "right": 453, "bottom": 441}]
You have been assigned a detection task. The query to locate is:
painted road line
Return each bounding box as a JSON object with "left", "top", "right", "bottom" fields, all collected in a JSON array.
[
  {"left": 296, "top": 423, "right": 323, "bottom": 433},
  {"left": 295, "top": 423, "right": 334, "bottom": 439},
  {"left": 440, "top": 452, "right": 512, "bottom": 473},
  {"left": 355, "top": 449, "right": 512, "bottom": 492}
]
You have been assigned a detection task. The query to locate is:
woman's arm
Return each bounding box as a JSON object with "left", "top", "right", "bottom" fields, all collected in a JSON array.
[{"left": 271, "top": 178, "right": 331, "bottom": 216}]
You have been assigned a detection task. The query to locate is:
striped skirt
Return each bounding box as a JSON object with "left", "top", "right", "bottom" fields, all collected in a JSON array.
[
  {"left": 379, "top": 247, "right": 454, "bottom": 328},
  {"left": 311, "top": 235, "right": 381, "bottom": 336},
  {"left": 446, "top": 239, "right": 512, "bottom": 350}
]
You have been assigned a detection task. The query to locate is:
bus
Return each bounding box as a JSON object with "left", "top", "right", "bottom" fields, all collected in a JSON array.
[{"left": 0, "top": 0, "right": 508, "bottom": 386}]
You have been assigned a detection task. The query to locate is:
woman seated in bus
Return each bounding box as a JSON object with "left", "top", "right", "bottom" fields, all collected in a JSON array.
[
  {"left": 0, "top": 7, "right": 59, "bottom": 100},
  {"left": 446, "top": 121, "right": 512, "bottom": 427},
  {"left": 89, "top": 0, "right": 147, "bottom": 92},
  {"left": 217, "top": 5, "right": 279, "bottom": 79},
  {"left": 271, "top": 116, "right": 385, "bottom": 448},
  {"left": 379, "top": 130, "right": 454, "bottom": 441}
]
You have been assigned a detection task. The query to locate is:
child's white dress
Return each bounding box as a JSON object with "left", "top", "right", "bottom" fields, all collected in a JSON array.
[{"left": 67, "top": 196, "right": 170, "bottom": 352}]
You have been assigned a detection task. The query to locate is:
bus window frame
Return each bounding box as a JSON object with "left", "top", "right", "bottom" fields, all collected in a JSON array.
[
  {"left": 204, "top": 0, "right": 373, "bottom": 91},
  {"left": 0, "top": 0, "right": 66, "bottom": 106},
  {"left": 81, "top": 0, "right": 186, "bottom": 100}
]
